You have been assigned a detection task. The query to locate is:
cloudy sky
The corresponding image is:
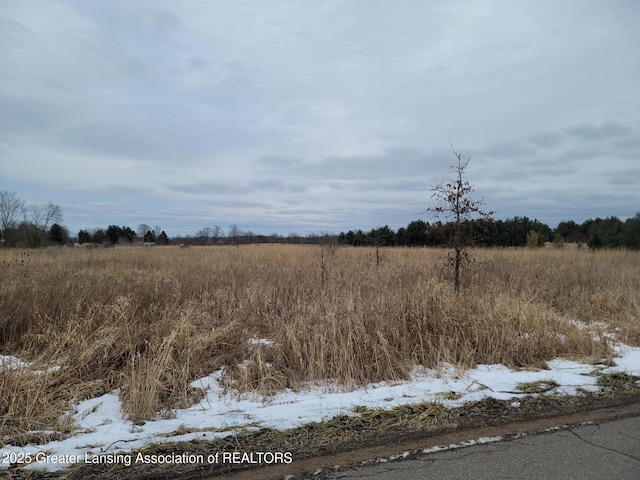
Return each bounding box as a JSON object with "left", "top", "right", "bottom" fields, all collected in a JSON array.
[{"left": 1, "top": 0, "right": 639, "bottom": 237}]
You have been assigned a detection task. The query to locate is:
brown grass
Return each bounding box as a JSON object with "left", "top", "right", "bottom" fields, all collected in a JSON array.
[{"left": 1, "top": 245, "right": 638, "bottom": 444}]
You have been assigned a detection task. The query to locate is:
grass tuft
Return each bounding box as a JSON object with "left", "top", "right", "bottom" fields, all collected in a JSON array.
[
  {"left": 594, "top": 371, "right": 640, "bottom": 394},
  {"left": 515, "top": 380, "right": 560, "bottom": 394}
]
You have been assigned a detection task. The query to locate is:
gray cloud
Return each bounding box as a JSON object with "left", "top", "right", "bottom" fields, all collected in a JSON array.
[
  {"left": 607, "top": 168, "right": 640, "bottom": 186},
  {"left": 2, "top": 1, "right": 639, "bottom": 235},
  {"left": 478, "top": 141, "right": 537, "bottom": 160},
  {"left": 527, "top": 132, "right": 566, "bottom": 149},
  {"left": 562, "top": 121, "right": 633, "bottom": 141}
]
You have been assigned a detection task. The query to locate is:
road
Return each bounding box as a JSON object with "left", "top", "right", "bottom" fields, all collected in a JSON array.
[
  {"left": 311, "top": 415, "right": 640, "bottom": 480},
  {"left": 220, "top": 399, "right": 640, "bottom": 480},
  {"left": 87, "top": 397, "right": 636, "bottom": 480}
]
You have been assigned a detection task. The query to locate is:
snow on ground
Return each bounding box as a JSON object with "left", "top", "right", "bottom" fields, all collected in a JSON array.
[
  {"left": 0, "top": 355, "right": 31, "bottom": 370},
  {"left": 1, "top": 345, "right": 639, "bottom": 472}
]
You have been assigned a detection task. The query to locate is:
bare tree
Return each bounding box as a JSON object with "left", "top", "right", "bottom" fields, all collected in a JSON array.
[
  {"left": 318, "top": 231, "right": 339, "bottom": 286},
  {"left": 28, "top": 202, "right": 62, "bottom": 247},
  {"left": 196, "top": 227, "right": 213, "bottom": 245},
  {"left": 0, "top": 191, "right": 23, "bottom": 246},
  {"left": 137, "top": 223, "right": 152, "bottom": 239},
  {"left": 47, "top": 203, "right": 63, "bottom": 231},
  {"left": 427, "top": 148, "right": 493, "bottom": 293},
  {"left": 228, "top": 224, "right": 242, "bottom": 248},
  {"left": 212, "top": 225, "right": 222, "bottom": 244},
  {"left": 21, "top": 202, "right": 63, "bottom": 247}
]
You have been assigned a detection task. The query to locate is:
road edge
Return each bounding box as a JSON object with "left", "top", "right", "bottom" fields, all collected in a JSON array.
[{"left": 224, "top": 393, "right": 640, "bottom": 480}]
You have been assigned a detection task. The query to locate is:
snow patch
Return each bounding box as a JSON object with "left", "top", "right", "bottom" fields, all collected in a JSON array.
[{"left": 2, "top": 345, "right": 639, "bottom": 472}]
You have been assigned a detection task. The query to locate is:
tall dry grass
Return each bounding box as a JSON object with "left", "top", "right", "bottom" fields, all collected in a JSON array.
[{"left": 1, "top": 245, "right": 638, "bottom": 444}]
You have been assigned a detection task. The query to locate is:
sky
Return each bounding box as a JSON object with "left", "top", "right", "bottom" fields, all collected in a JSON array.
[{"left": 1, "top": 0, "right": 639, "bottom": 237}]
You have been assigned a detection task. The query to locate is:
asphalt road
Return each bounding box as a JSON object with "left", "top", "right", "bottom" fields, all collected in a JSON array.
[{"left": 313, "top": 416, "right": 640, "bottom": 480}]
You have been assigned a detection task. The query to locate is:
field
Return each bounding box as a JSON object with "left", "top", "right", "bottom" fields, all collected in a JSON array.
[{"left": 1, "top": 244, "right": 639, "bottom": 450}]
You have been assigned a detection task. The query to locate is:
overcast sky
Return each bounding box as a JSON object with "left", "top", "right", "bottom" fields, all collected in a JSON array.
[{"left": 1, "top": 0, "right": 639, "bottom": 237}]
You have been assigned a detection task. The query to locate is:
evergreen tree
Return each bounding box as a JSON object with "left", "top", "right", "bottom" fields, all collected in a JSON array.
[
  {"left": 621, "top": 213, "right": 640, "bottom": 249},
  {"left": 49, "top": 223, "right": 67, "bottom": 245},
  {"left": 78, "top": 229, "right": 92, "bottom": 244},
  {"left": 157, "top": 230, "right": 170, "bottom": 245}
]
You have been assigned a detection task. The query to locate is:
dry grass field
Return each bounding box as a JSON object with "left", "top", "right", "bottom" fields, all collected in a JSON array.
[{"left": 1, "top": 244, "right": 638, "bottom": 446}]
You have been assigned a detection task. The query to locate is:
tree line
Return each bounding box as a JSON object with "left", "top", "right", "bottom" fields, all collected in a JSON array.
[
  {"left": 77, "top": 225, "right": 170, "bottom": 246},
  {"left": 0, "top": 191, "right": 67, "bottom": 248},
  {"left": 3, "top": 190, "right": 639, "bottom": 250},
  {"left": 338, "top": 214, "right": 640, "bottom": 250},
  {"left": 0, "top": 191, "right": 173, "bottom": 248}
]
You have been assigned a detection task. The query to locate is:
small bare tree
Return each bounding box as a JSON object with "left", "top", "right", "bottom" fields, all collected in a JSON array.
[
  {"left": 211, "top": 225, "right": 222, "bottom": 244},
  {"left": 427, "top": 148, "right": 493, "bottom": 293},
  {"left": 196, "top": 227, "right": 213, "bottom": 245},
  {"left": 137, "top": 223, "right": 152, "bottom": 240},
  {"left": 228, "top": 224, "right": 242, "bottom": 248},
  {"left": 0, "top": 191, "right": 23, "bottom": 246},
  {"left": 22, "top": 202, "right": 63, "bottom": 247},
  {"left": 317, "top": 232, "right": 339, "bottom": 286}
]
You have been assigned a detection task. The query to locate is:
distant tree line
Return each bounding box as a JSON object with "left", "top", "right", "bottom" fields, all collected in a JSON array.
[
  {"left": 69, "top": 214, "right": 640, "bottom": 250},
  {"left": 338, "top": 213, "right": 640, "bottom": 250},
  {"left": 77, "top": 225, "right": 170, "bottom": 246},
  {"left": 4, "top": 191, "right": 638, "bottom": 250},
  {"left": 76, "top": 224, "right": 328, "bottom": 247},
  {"left": 172, "top": 225, "right": 337, "bottom": 247},
  {"left": 0, "top": 190, "right": 69, "bottom": 248}
]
